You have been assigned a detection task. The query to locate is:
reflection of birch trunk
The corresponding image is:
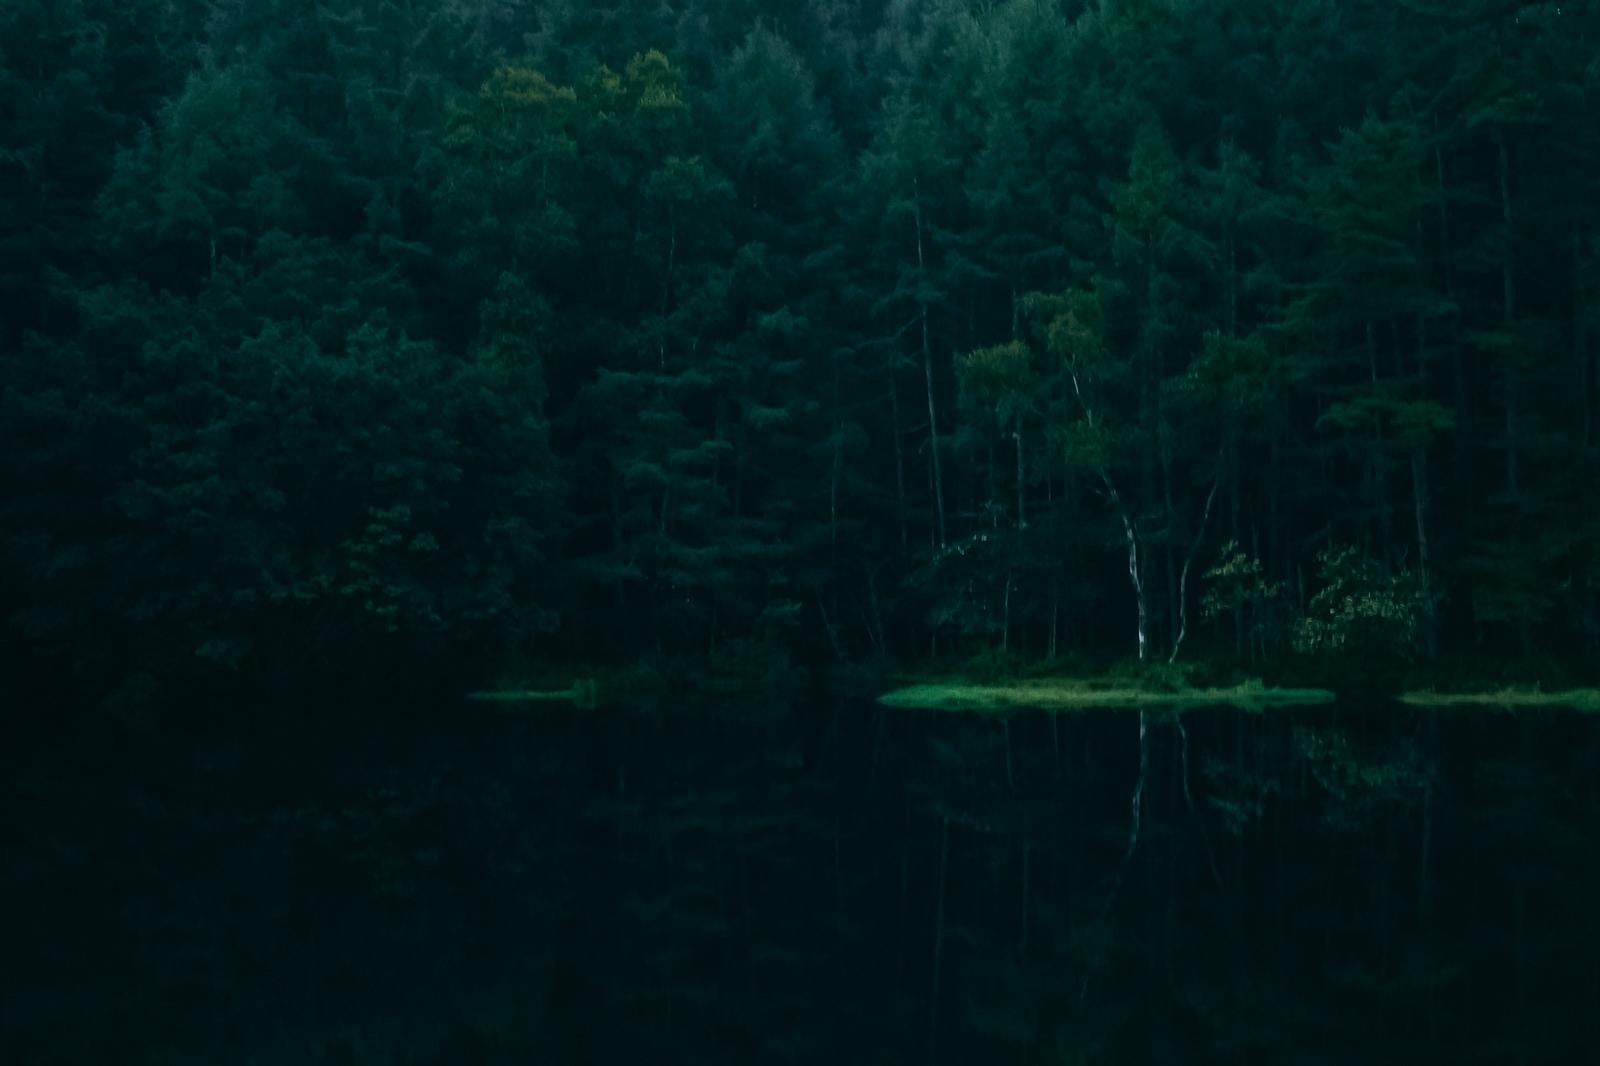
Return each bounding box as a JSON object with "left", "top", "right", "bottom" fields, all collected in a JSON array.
[
  {"left": 930, "top": 813, "right": 951, "bottom": 1064},
  {"left": 1125, "top": 712, "right": 1147, "bottom": 874},
  {"left": 1177, "top": 715, "right": 1223, "bottom": 887},
  {"left": 1418, "top": 779, "right": 1433, "bottom": 929},
  {"left": 1051, "top": 712, "right": 1062, "bottom": 778},
  {"left": 1002, "top": 715, "right": 1015, "bottom": 793},
  {"left": 895, "top": 793, "right": 910, "bottom": 984},
  {"left": 1020, "top": 832, "right": 1031, "bottom": 960},
  {"left": 1514, "top": 882, "right": 1528, "bottom": 1066},
  {"left": 1081, "top": 710, "right": 1149, "bottom": 1011}
]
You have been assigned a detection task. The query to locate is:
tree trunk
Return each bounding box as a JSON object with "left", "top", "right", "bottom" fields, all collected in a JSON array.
[
  {"left": 1066, "top": 364, "right": 1145, "bottom": 661},
  {"left": 1226, "top": 230, "right": 1239, "bottom": 337},
  {"left": 923, "top": 324, "right": 946, "bottom": 549},
  {"left": 1499, "top": 130, "right": 1520, "bottom": 499},
  {"left": 815, "top": 591, "right": 846, "bottom": 663},
  {"left": 1434, "top": 124, "right": 1473, "bottom": 487},
  {"left": 1048, "top": 577, "right": 1060, "bottom": 661},
  {"left": 914, "top": 177, "right": 947, "bottom": 550},
  {"left": 1434, "top": 122, "right": 1455, "bottom": 295},
  {"left": 1001, "top": 572, "right": 1013, "bottom": 654},
  {"left": 1367, "top": 322, "right": 1393, "bottom": 565},
  {"left": 733, "top": 412, "right": 746, "bottom": 516},
  {"left": 1172, "top": 455, "right": 1223, "bottom": 664},
  {"left": 1096, "top": 492, "right": 1148, "bottom": 664},
  {"left": 1231, "top": 431, "right": 1245, "bottom": 657},
  {"left": 1141, "top": 235, "right": 1158, "bottom": 507},
  {"left": 987, "top": 434, "right": 997, "bottom": 527},
  {"left": 1412, "top": 449, "right": 1436, "bottom": 657},
  {"left": 1171, "top": 547, "right": 1184, "bottom": 656},
  {"left": 888, "top": 349, "right": 909, "bottom": 556},
  {"left": 830, "top": 358, "right": 841, "bottom": 555},
  {"left": 1578, "top": 235, "right": 1593, "bottom": 451},
  {"left": 1269, "top": 402, "right": 1283, "bottom": 584},
  {"left": 1130, "top": 524, "right": 1148, "bottom": 662},
  {"left": 1015, "top": 411, "right": 1027, "bottom": 529},
  {"left": 610, "top": 474, "right": 626, "bottom": 609},
  {"left": 1162, "top": 455, "right": 1179, "bottom": 657},
  {"left": 660, "top": 205, "right": 676, "bottom": 370},
  {"left": 868, "top": 569, "right": 889, "bottom": 663},
  {"left": 1506, "top": 388, "right": 1521, "bottom": 499}
]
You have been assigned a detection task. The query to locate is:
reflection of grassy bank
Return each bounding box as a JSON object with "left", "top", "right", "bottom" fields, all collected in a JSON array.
[
  {"left": 467, "top": 652, "right": 807, "bottom": 710},
  {"left": 466, "top": 681, "right": 599, "bottom": 710},
  {"left": 877, "top": 677, "right": 1334, "bottom": 713},
  {"left": 467, "top": 664, "right": 669, "bottom": 710},
  {"left": 1400, "top": 688, "right": 1600, "bottom": 711}
]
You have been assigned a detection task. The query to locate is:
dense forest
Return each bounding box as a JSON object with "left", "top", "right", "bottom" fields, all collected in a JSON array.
[
  {"left": 11, "top": 5, "right": 1600, "bottom": 1065},
  {"left": 5, "top": 0, "right": 1600, "bottom": 720}
]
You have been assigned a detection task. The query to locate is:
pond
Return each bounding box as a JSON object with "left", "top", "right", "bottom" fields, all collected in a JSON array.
[{"left": 5, "top": 691, "right": 1599, "bottom": 1064}]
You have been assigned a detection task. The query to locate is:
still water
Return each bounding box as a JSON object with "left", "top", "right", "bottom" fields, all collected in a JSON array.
[{"left": 6, "top": 694, "right": 1599, "bottom": 1064}]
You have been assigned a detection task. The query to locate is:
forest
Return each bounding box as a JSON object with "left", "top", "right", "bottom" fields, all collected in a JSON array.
[
  {"left": 11, "top": 4, "right": 1600, "bottom": 1065},
  {"left": 4, "top": 0, "right": 1600, "bottom": 717}
]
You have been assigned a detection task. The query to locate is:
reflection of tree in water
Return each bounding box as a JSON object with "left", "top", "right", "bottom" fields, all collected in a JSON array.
[
  {"left": 10, "top": 697, "right": 1600, "bottom": 1064},
  {"left": 901, "top": 701, "right": 1600, "bottom": 1064}
]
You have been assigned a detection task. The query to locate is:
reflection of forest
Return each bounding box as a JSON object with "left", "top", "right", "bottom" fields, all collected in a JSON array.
[{"left": 7, "top": 696, "right": 1599, "bottom": 1064}]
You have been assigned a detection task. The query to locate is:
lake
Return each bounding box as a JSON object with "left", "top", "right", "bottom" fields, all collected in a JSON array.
[{"left": 5, "top": 691, "right": 1599, "bottom": 1064}]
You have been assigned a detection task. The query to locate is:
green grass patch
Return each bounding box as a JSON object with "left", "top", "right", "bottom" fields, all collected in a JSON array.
[
  {"left": 1399, "top": 687, "right": 1600, "bottom": 711},
  {"left": 877, "top": 677, "right": 1334, "bottom": 713}
]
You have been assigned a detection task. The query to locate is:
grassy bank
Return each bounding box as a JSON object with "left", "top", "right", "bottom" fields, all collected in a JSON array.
[
  {"left": 877, "top": 677, "right": 1335, "bottom": 713},
  {"left": 1400, "top": 687, "right": 1600, "bottom": 711},
  {"left": 471, "top": 652, "right": 1598, "bottom": 715}
]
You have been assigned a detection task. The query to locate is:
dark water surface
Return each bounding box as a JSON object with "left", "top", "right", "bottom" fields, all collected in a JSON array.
[{"left": 6, "top": 694, "right": 1600, "bottom": 1064}]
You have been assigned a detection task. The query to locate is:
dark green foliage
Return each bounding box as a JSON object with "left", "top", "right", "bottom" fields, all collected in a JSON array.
[{"left": 5, "top": 0, "right": 1600, "bottom": 716}]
